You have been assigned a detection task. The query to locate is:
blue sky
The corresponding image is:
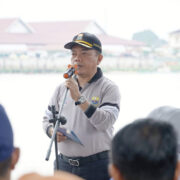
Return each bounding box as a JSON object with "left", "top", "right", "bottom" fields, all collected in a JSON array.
[{"left": 1, "top": 0, "right": 180, "bottom": 40}]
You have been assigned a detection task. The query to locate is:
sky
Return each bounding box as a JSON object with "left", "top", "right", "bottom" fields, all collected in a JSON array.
[{"left": 0, "top": 0, "right": 180, "bottom": 40}]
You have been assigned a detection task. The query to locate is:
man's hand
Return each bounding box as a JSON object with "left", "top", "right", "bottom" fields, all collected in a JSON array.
[
  {"left": 65, "top": 77, "right": 90, "bottom": 112},
  {"left": 56, "top": 131, "right": 67, "bottom": 142},
  {"left": 65, "top": 77, "right": 80, "bottom": 101},
  {"left": 49, "top": 127, "right": 67, "bottom": 142}
]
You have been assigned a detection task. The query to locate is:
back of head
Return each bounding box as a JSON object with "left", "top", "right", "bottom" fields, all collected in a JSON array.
[
  {"left": 148, "top": 106, "right": 180, "bottom": 160},
  {"left": 110, "top": 118, "right": 178, "bottom": 180},
  {"left": 0, "top": 104, "right": 14, "bottom": 177}
]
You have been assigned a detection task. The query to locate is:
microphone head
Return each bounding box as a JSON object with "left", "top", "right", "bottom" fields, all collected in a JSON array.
[
  {"left": 63, "top": 65, "right": 76, "bottom": 79},
  {"left": 68, "top": 64, "right": 72, "bottom": 68},
  {"left": 63, "top": 73, "right": 69, "bottom": 79}
]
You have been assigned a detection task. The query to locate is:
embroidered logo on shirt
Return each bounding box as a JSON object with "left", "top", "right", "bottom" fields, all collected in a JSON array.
[{"left": 91, "top": 96, "right": 99, "bottom": 106}]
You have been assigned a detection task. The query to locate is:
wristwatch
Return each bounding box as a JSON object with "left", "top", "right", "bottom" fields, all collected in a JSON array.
[{"left": 75, "top": 95, "right": 86, "bottom": 105}]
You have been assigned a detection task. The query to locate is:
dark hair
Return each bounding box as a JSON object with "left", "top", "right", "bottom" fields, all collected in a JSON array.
[
  {"left": 0, "top": 157, "right": 11, "bottom": 177},
  {"left": 110, "top": 118, "right": 178, "bottom": 180}
]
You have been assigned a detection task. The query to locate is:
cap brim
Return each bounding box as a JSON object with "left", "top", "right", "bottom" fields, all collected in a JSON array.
[{"left": 64, "top": 41, "right": 92, "bottom": 50}]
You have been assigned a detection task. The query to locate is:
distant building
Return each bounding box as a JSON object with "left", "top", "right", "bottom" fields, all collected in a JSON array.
[
  {"left": 0, "top": 18, "right": 144, "bottom": 55},
  {"left": 169, "top": 30, "right": 180, "bottom": 48}
]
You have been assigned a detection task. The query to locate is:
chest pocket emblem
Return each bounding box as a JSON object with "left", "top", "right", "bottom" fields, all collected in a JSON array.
[{"left": 91, "top": 96, "right": 100, "bottom": 106}]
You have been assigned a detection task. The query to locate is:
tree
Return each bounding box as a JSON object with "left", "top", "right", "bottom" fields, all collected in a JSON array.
[{"left": 132, "top": 30, "right": 166, "bottom": 48}]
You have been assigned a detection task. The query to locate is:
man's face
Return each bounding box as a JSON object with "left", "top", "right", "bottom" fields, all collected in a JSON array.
[{"left": 71, "top": 45, "right": 102, "bottom": 78}]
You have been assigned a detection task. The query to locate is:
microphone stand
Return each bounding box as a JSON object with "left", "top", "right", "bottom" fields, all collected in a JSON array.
[
  {"left": 45, "top": 88, "right": 68, "bottom": 169},
  {"left": 48, "top": 105, "right": 60, "bottom": 169}
]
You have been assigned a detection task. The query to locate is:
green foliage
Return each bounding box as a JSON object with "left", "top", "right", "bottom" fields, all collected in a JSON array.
[{"left": 132, "top": 30, "right": 167, "bottom": 48}]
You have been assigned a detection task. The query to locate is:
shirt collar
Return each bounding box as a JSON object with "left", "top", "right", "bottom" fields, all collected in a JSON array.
[
  {"left": 75, "top": 67, "right": 103, "bottom": 90},
  {"left": 88, "top": 67, "right": 103, "bottom": 83}
]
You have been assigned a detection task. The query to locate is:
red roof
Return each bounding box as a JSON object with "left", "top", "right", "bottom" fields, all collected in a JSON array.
[
  {"left": 0, "top": 18, "right": 18, "bottom": 33},
  {"left": 0, "top": 18, "right": 144, "bottom": 48},
  {"left": 99, "top": 35, "right": 144, "bottom": 46},
  {"left": 29, "top": 20, "right": 93, "bottom": 34}
]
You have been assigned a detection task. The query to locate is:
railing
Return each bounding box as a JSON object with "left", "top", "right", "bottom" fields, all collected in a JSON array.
[{"left": 0, "top": 56, "right": 180, "bottom": 73}]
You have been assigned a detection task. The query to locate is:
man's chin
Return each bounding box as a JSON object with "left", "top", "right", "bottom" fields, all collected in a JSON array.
[
  {"left": 77, "top": 71, "right": 87, "bottom": 77},
  {"left": 76, "top": 70, "right": 83, "bottom": 75}
]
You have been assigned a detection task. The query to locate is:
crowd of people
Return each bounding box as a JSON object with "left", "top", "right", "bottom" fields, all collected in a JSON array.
[
  {"left": 1, "top": 103, "right": 180, "bottom": 180},
  {"left": 1, "top": 32, "right": 180, "bottom": 180}
]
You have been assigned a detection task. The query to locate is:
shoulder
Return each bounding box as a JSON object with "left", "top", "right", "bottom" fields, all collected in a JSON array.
[
  {"left": 97, "top": 76, "right": 119, "bottom": 90},
  {"left": 55, "top": 82, "right": 66, "bottom": 91},
  {"left": 51, "top": 82, "right": 67, "bottom": 99},
  {"left": 94, "top": 76, "right": 120, "bottom": 101}
]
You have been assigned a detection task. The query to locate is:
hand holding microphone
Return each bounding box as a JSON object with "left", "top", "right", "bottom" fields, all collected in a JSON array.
[
  {"left": 64, "top": 64, "right": 80, "bottom": 102},
  {"left": 63, "top": 64, "right": 77, "bottom": 79}
]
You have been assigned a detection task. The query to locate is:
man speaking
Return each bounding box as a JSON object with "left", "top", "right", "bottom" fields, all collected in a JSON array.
[{"left": 43, "top": 32, "right": 121, "bottom": 180}]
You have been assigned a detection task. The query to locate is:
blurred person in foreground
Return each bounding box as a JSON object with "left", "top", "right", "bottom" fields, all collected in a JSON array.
[
  {"left": 18, "top": 171, "right": 84, "bottom": 180},
  {"left": 43, "top": 32, "right": 120, "bottom": 180},
  {"left": 148, "top": 105, "right": 180, "bottom": 180},
  {"left": 109, "top": 118, "right": 180, "bottom": 180},
  {"left": 0, "top": 104, "right": 20, "bottom": 180}
]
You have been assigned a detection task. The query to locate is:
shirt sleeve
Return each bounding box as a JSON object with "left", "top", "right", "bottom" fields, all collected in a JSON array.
[{"left": 87, "top": 83, "right": 121, "bottom": 131}]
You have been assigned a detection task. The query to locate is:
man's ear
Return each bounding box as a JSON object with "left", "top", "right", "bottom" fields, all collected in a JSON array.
[
  {"left": 109, "top": 163, "right": 124, "bottom": 180},
  {"left": 97, "top": 54, "right": 103, "bottom": 65},
  {"left": 174, "top": 161, "right": 180, "bottom": 180},
  {"left": 11, "top": 147, "right": 20, "bottom": 170}
]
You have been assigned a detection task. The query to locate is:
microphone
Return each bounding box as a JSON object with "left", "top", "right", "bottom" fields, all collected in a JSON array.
[{"left": 63, "top": 64, "right": 77, "bottom": 79}]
